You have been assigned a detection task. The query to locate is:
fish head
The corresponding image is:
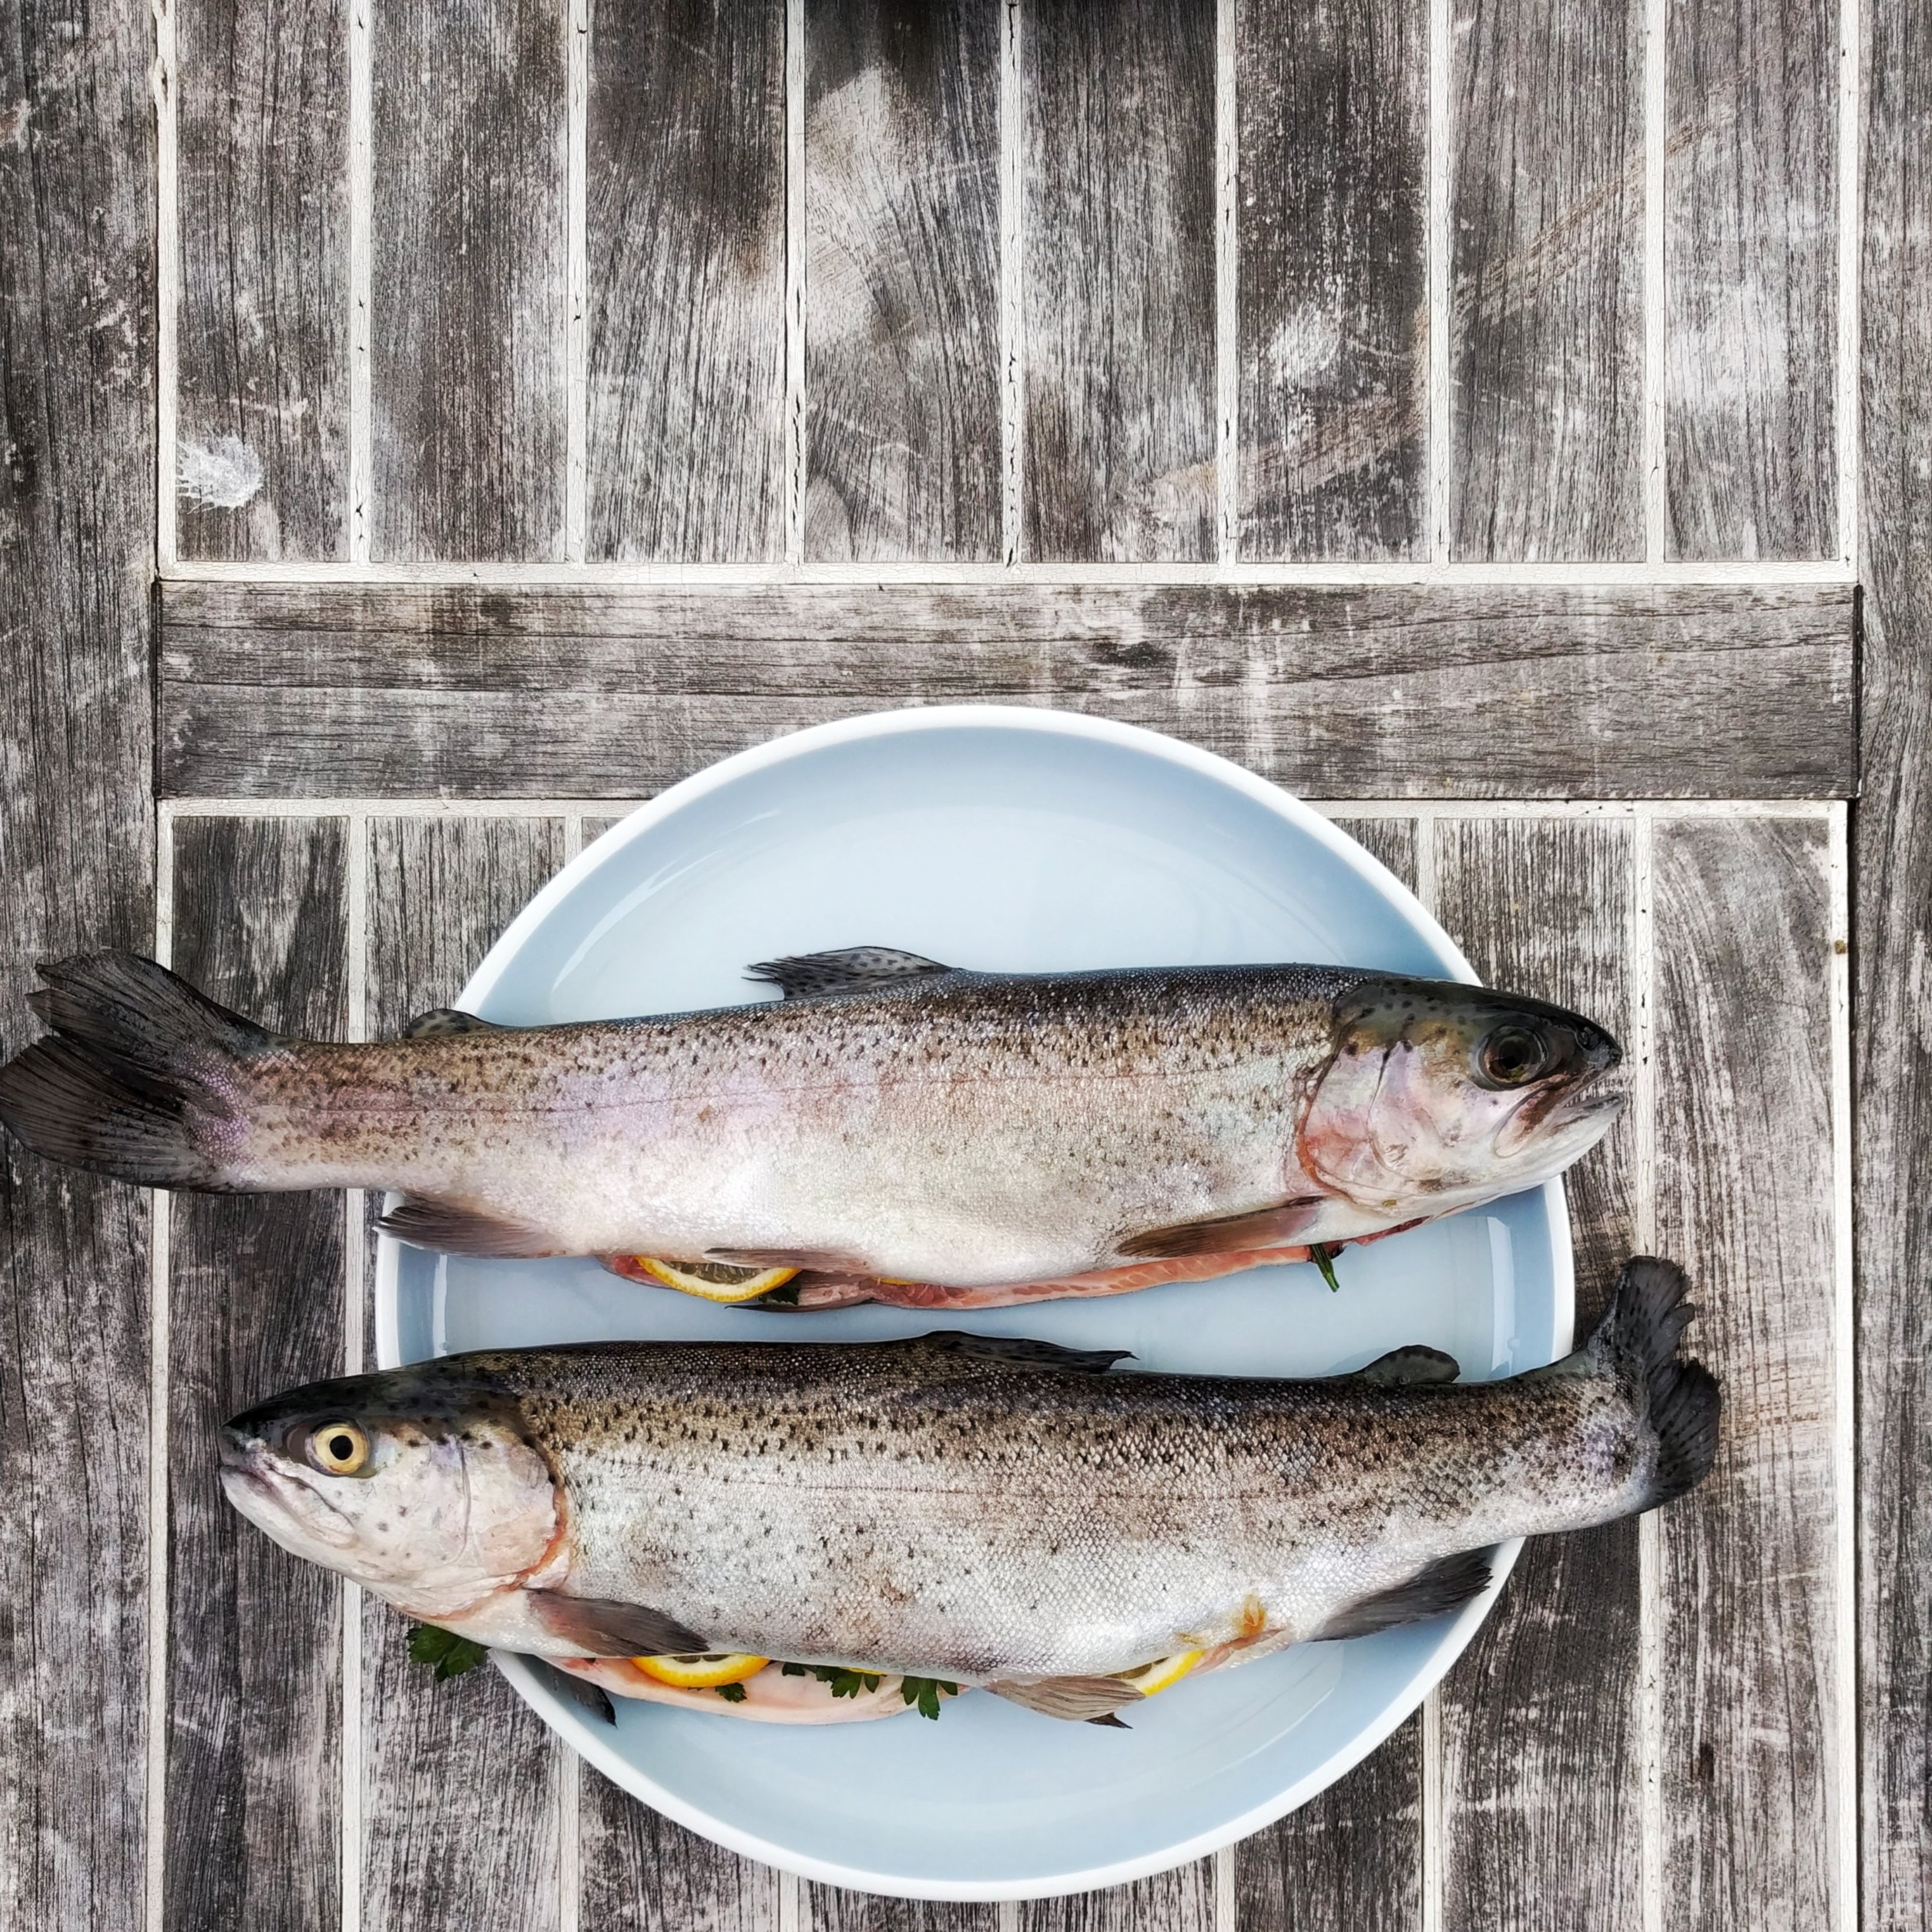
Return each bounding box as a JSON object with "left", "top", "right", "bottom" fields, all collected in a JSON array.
[
  {"left": 219, "top": 1364, "right": 559, "bottom": 1608},
  {"left": 1300, "top": 976, "right": 1624, "bottom": 1218}
]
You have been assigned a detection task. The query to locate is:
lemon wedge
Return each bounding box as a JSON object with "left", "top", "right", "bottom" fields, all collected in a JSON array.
[
  {"left": 1113, "top": 1649, "right": 1205, "bottom": 1697},
  {"left": 633, "top": 1651, "right": 771, "bottom": 1688},
  {"left": 632, "top": 1258, "right": 799, "bottom": 1303}
]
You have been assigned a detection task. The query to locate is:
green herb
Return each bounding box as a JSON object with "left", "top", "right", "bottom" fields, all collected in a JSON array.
[
  {"left": 1308, "top": 1242, "right": 1342, "bottom": 1293},
  {"left": 713, "top": 1682, "right": 748, "bottom": 1702},
  {"left": 781, "top": 1661, "right": 809, "bottom": 1677},
  {"left": 408, "top": 1624, "right": 489, "bottom": 1682},
  {"left": 814, "top": 1665, "right": 883, "bottom": 1698},
  {"left": 898, "top": 1675, "right": 959, "bottom": 1721},
  {"left": 748, "top": 1277, "right": 803, "bottom": 1308}
]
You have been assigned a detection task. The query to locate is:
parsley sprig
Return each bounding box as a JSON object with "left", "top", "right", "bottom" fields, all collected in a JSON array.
[{"left": 408, "top": 1624, "right": 489, "bottom": 1680}]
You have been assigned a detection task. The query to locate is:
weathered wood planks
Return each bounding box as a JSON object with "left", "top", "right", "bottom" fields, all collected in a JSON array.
[
  {"left": 1665, "top": 0, "right": 1839, "bottom": 558},
  {"left": 0, "top": 0, "right": 156, "bottom": 1924},
  {"left": 1429, "top": 817, "right": 1642, "bottom": 1932},
  {"left": 1237, "top": 0, "right": 1429, "bottom": 558},
  {"left": 1651, "top": 815, "right": 1842, "bottom": 1929},
  {"left": 173, "top": 0, "right": 348, "bottom": 560},
  {"left": 587, "top": 0, "right": 786, "bottom": 563},
  {"left": 371, "top": 0, "right": 566, "bottom": 561},
  {"left": 358, "top": 816, "right": 571, "bottom": 1932},
  {"left": 157, "top": 579, "right": 1857, "bottom": 801},
  {"left": 1449, "top": 0, "right": 1644, "bottom": 560},
  {"left": 807, "top": 1887, "right": 994, "bottom": 1932},
  {"left": 580, "top": 1766, "right": 782, "bottom": 1932},
  {"left": 804, "top": 0, "right": 1001, "bottom": 561},
  {"left": 165, "top": 816, "right": 349, "bottom": 1932},
  {"left": 1016, "top": 1863, "right": 1216, "bottom": 1932},
  {"left": 1857, "top": 0, "right": 1932, "bottom": 1917},
  {"left": 1023, "top": 0, "right": 1215, "bottom": 561}
]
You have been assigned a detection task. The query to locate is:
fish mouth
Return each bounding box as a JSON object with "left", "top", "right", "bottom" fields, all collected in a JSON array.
[
  {"left": 1496, "top": 1074, "right": 1627, "bottom": 1161},
  {"left": 218, "top": 1431, "right": 359, "bottom": 1550}
]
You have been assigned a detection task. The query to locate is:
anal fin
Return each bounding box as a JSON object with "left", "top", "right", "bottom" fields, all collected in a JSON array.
[
  {"left": 378, "top": 1196, "right": 559, "bottom": 1258},
  {"left": 527, "top": 1592, "right": 709, "bottom": 1659},
  {"left": 1313, "top": 1550, "right": 1493, "bottom": 1642},
  {"left": 1116, "top": 1197, "right": 1327, "bottom": 1261},
  {"left": 986, "top": 1675, "right": 1147, "bottom": 1722},
  {"left": 1348, "top": 1345, "right": 1460, "bottom": 1386},
  {"left": 403, "top": 1007, "right": 508, "bottom": 1041}
]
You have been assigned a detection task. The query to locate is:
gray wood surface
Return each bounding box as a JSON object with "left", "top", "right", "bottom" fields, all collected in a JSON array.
[
  {"left": 807, "top": 1886, "right": 994, "bottom": 1931},
  {"left": 587, "top": 0, "right": 785, "bottom": 563},
  {"left": 1237, "top": 0, "right": 1428, "bottom": 558},
  {"left": 1651, "top": 816, "right": 1842, "bottom": 1928},
  {"left": 156, "top": 579, "right": 1856, "bottom": 801},
  {"left": 174, "top": 0, "right": 347, "bottom": 560},
  {"left": 371, "top": 0, "right": 566, "bottom": 561},
  {"left": 1450, "top": 0, "right": 1644, "bottom": 560},
  {"left": 584, "top": 1770, "right": 782, "bottom": 1930},
  {"left": 1429, "top": 817, "right": 1641, "bottom": 1932},
  {"left": 1234, "top": 815, "right": 1422, "bottom": 1932},
  {"left": 0, "top": 0, "right": 156, "bottom": 1922},
  {"left": 166, "top": 816, "right": 349, "bottom": 1932},
  {"left": 1023, "top": 0, "right": 1215, "bottom": 561},
  {"left": 804, "top": 0, "right": 1001, "bottom": 561},
  {"left": 1857, "top": 2, "right": 1932, "bottom": 1918},
  {"left": 1665, "top": 0, "right": 1838, "bottom": 558},
  {"left": 359, "top": 817, "right": 570, "bottom": 1932},
  {"left": 1016, "top": 1863, "right": 1216, "bottom": 1932}
]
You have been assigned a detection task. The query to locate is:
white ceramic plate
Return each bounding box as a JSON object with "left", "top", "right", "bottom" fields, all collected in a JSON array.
[{"left": 374, "top": 707, "right": 1572, "bottom": 1901}]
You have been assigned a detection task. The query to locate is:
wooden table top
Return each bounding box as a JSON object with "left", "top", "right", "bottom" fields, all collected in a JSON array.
[{"left": 5, "top": 1, "right": 1925, "bottom": 1929}]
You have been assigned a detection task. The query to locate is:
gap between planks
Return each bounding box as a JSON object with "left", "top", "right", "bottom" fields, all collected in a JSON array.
[
  {"left": 1643, "top": 0, "right": 1666, "bottom": 561},
  {"left": 347, "top": 0, "right": 372, "bottom": 562},
  {"left": 1427, "top": 0, "right": 1450, "bottom": 564},
  {"left": 1000, "top": 0, "right": 1024, "bottom": 566},
  {"left": 157, "top": 557, "right": 1859, "bottom": 587},
  {"left": 1828, "top": 801, "right": 1857, "bottom": 1932},
  {"left": 784, "top": 0, "right": 805, "bottom": 565},
  {"left": 153, "top": 0, "right": 178, "bottom": 570},
  {"left": 1836, "top": 0, "right": 1860, "bottom": 570},
  {"left": 1215, "top": 0, "right": 1236, "bottom": 566},
  {"left": 564, "top": 0, "right": 588, "bottom": 564}
]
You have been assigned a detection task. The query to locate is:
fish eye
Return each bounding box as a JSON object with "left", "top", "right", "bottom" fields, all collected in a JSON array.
[
  {"left": 307, "top": 1421, "right": 370, "bottom": 1476},
  {"left": 1476, "top": 1025, "right": 1552, "bottom": 1089}
]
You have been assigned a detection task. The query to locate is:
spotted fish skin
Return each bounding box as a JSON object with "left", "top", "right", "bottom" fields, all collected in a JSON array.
[
  {"left": 0, "top": 951, "right": 1624, "bottom": 1296},
  {"left": 218, "top": 1260, "right": 1717, "bottom": 1695}
]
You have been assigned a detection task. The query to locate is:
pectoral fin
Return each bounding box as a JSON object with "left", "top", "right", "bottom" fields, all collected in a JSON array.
[
  {"left": 524, "top": 1657, "right": 618, "bottom": 1724},
  {"left": 1313, "top": 1550, "right": 1493, "bottom": 1641},
  {"left": 1116, "top": 1197, "right": 1327, "bottom": 1260},
  {"left": 986, "top": 1676, "right": 1148, "bottom": 1722},
  {"left": 527, "top": 1592, "right": 709, "bottom": 1659},
  {"left": 746, "top": 948, "right": 957, "bottom": 999},
  {"left": 378, "top": 1197, "right": 559, "bottom": 1258}
]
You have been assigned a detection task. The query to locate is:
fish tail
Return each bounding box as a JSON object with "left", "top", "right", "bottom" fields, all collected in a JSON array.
[
  {"left": 1580, "top": 1255, "right": 1721, "bottom": 1509},
  {"left": 0, "top": 953, "right": 277, "bottom": 1187}
]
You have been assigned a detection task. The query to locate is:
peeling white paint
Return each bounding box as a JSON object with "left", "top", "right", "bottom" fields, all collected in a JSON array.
[{"left": 176, "top": 434, "right": 263, "bottom": 510}]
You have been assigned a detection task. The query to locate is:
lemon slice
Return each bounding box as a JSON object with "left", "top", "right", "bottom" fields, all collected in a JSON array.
[
  {"left": 632, "top": 1258, "right": 799, "bottom": 1304},
  {"left": 1114, "top": 1649, "right": 1205, "bottom": 1697},
  {"left": 633, "top": 1651, "right": 771, "bottom": 1688}
]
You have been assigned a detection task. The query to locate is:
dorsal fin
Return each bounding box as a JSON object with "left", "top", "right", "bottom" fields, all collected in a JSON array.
[
  {"left": 746, "top": 948, "right": 955, "bottom": 999},
  {"left": 917, "top": 1332, "right": 1132, "bottom": 1374},
  {"left": 1349, "top": 1345, "right": 1460, "bottom": 1386},
  {"left": 402, "top": 1007, "right": 508, "bottom": 1041}
]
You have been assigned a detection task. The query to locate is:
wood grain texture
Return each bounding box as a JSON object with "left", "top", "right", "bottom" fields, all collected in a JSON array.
[
  {"left": 1015, "top": 1861, "right": 1215, "bottom": 1932},
  {"left": 1665, "top": 0, "right": 1838, "bottom": 558},
  {"left": 359, "top": 816, "right": 569, "bottom": 1932},
  {"left": 166, "top": 816, "right": 347, "bottom": 1932},
  {"left": 175, "top": 0, "right": 347, "bottom": 559},
  {"left": 1651, "top": 815, "right": 1841, "bottom": 1931},
  {"left": 807, "top": 1888, "right": 994, "bottom": 1932},
  {"left": 371, "top": 0, "right": 565, "bottom": 561},
  {"left": 1023, "top": 0, "right": 1215, "bottom": 561},
  {"left": 1857, "top": 3, "right": 1932, "bottom": 1917},
  {"left": 1238, "top": 0, "right": 1428, "bottom": 559},
  {"left": 0, "top": 0, "right": 156, "bottom": 1920},
  {"left": 1449, "top": 0, "right": 1644, "bottom": 560},
  {"left": 588, "top": 0, "right": 785, "bottom": 562},
  {"left": 1429, "top": 816, "right": 1641, "bottom": 1932},
  {"left": 157, "top": 579, "right": 1857, "bottom": 801},
  {"left": 578, "top": 1763, "right": 781, "bottom": 1932},
  {"left": 1235, "top": 1723, "right": 1421, "bottom": 1932},
  {"left": 804, "top": 0, "right": 1000, "bottom": 561}
]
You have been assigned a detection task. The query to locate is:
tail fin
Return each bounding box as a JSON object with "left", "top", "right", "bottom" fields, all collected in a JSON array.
[
  {"left": 0, "top": 954, "right": 276, "bottom": 1187},
  {"left": 1576, "top": 1256, "right": 1721, "bottom": 1509}
]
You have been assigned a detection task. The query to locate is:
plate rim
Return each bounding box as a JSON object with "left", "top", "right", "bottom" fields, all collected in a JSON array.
[{"left": 373, "top": 703, "right": 1575, "bottom": 1899}]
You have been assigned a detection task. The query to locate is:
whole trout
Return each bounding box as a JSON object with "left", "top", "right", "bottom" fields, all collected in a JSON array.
[
  {"left": 0, "top": 948, "right": 1621, "bottom": 1305},
  {"left": 219, "top": 1258, "right": 1717, "bottom": 1725}
]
